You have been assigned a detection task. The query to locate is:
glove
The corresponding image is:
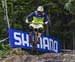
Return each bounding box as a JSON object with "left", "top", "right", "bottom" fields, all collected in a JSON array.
[
  {"left": 26, "top": 19, "right": 29, "bottom": 23},
  {"left": 45, "top": 21, "right": 48, "bottom": 24}
]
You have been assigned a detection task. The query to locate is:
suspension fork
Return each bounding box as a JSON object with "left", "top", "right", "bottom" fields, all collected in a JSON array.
[
  {"left": 32, "top": 29, "right": 38, "bottom": 48},
  {"left": 31, "top": 30, "right": 37, "bottom": 54},
  {"left": 34, "top": 30, "right": 38, "bottom": 43}
]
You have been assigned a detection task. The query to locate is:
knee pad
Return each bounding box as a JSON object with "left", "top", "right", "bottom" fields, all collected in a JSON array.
[
  {"left": 29, "top": 26, "right": 33, "bottom": 32},
  {"left": 39, "top": 28, "right": 43, "bottom": 33}
]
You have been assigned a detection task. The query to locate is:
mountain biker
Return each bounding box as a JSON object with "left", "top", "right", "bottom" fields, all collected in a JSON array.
[{"left": 26, "top": 6, "right": 49, "bottom": 43}]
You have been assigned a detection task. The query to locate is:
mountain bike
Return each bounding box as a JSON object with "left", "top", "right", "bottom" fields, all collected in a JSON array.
[{"left": 27, "top": 22, "right": 44, "bottom": 54}]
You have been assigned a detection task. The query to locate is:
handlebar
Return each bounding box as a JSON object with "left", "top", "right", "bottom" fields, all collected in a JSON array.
[
  {"left": 26, "top": 22, "right": 47, "bottom": 25},
  {"left": 25, "top": 19, "right": 48, "bottom": 24}
]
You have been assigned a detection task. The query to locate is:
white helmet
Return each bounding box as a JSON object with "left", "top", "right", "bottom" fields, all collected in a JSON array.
[{"left": 37, "top": 6, "right": 44, "bottom": 12}]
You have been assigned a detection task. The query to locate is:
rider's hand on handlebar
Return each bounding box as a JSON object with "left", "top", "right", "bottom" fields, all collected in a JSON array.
[
  {"left": 26, "top": 19, "right": 29, "bottom": 23},
  {"left": 45, "top": 21, "right": 48, "bottom": 24}
]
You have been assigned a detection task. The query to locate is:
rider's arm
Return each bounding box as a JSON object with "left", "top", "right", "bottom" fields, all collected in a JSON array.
[
  {"left": 26, "top": 11, "right": 35, "bottom": 23},
  {"left": 44, "top": 12, "right": 50, "bottom": 24},
  {"left": 26, "top": 11, "right": 35, "bottom": 19}
]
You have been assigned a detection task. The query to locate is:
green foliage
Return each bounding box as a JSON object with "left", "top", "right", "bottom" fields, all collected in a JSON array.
[{"left": 65, "top": 0, "right": 75, "bottom": 14}]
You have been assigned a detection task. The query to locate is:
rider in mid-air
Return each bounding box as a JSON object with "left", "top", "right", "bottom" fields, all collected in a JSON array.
[{"left": 26, "top": 6, "right": 49, "bottom": 43}]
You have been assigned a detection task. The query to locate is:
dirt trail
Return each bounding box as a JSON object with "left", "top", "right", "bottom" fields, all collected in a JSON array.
[{"left": 1, "top": 53, "right": 75, "bottom": 62}]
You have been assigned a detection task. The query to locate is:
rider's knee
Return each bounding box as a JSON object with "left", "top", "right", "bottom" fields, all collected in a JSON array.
[
  {"left": 39, "top": 28, "right": 43, "bottom": 33},
  {"left": 29, "top": 26, "right": 33, "bottom": 32}
]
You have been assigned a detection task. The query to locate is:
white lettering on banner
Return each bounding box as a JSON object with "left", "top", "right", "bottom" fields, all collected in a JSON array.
[
  {"left": 43, "top": 37, "right": 49, "bottom": 50},
  {"left": 14, "top": 32, "right": 21, "bottom": 45},
  {"left": 37, "top": 37, "right": 58, "bottom": 52},
  {"left": 13, "top": 32, "right": 58, "bottom": 52},
  {"left": 22, "top": 33, "right": 29, "bottom": 46},
  {"left": 14, "top": 32, "right": 29, "bottom": 46},
  {"left": 54, "top": 41, "right": 58, "bottom": 52},
  {"left": 49, "top": 39, "right": 53, "bottom": 51}
]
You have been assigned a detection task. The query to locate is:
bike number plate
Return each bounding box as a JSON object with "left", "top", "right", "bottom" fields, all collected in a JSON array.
[{"left": 34, "top": 25, "right": 39, "bottom": 29}]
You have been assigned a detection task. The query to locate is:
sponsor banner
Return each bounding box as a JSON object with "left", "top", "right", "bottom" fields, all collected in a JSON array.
[{"left": 9, "top": 29, "right": 61, "bottom": 53}]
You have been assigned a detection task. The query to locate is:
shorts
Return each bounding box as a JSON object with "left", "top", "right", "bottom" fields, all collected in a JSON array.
[{"left": 29, "top": 23, "right": 43, "bottom": 33}]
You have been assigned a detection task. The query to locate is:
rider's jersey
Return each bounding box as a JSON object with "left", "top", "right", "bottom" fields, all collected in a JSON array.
[{"left": 26, "top": 10, "right": 49, "bottom": 23}]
